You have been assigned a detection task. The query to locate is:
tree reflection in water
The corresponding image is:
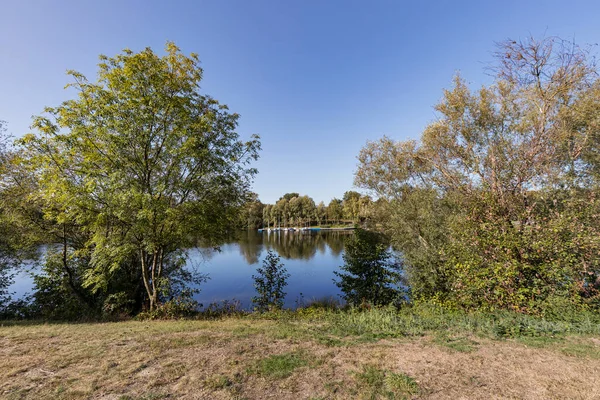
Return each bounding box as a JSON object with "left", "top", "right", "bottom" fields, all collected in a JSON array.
[{"left": 235, "top": 230, "right": 352, "bottom": 264}]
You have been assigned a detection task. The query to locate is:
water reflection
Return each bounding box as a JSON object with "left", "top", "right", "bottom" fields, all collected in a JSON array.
[
  {"left": 9, "top": 230, "right": 354, "bottom": 309},
  {"left": 235, "top": 230, "right": 352, "bottom": 263},
  {"left": 194, "top": 230, "right": 353, "bottom": 308}
]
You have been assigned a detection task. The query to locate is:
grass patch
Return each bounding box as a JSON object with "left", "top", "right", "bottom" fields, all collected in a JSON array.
[
  {"left": 559, "top": 340, "right": 600, "bottom": 359},
  {"left": 516, "top": 335, "right": 564, "bottom": 348},
  {"left": 249, "top": 351, "right": 309, "bottom": 379},
  {"left": 355, "top": 365, "right": 419, "bottom": 399},
  {"left": 290, "top": 303, "right": 600, "bottom": 343},
  {"left": 1, "top": 314, "right": 599, "bottom": 399},
  {"left": 433, "top": 334, "right": 478, "bottom": 353},
  {"left": 203, "top": 374, "right": 232, "bottom": 390},
  {"left": 516, "top": 335, "right": 600, "bottom": 359}
]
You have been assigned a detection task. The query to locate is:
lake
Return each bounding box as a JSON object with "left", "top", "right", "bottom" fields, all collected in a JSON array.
[
  {"left": 193, "top": 229, "right": 351, "bottom": 309},
  {"left": 9, "top": 230, "right": 352, "bottom": 309}
]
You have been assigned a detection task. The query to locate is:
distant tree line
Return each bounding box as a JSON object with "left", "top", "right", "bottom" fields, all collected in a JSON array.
[{"left": 238, "top": 190, "right": 381, "bottom": 229}]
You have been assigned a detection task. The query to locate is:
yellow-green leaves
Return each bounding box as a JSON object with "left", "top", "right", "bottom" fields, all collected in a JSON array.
[
  {"left": 355, "top": 37, "right": 600, "bottom": 313},
  {"left": 22, "top": 42, "right": 261, "bottom": 310}
]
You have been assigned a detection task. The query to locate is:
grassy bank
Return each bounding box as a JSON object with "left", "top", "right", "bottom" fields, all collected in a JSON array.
[{"left": 2, "top": 306, "right": 600, "bottom": 399}]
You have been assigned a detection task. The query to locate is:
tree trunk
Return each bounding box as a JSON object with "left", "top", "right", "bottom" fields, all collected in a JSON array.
[
  {"left": 140, "top": 249, "right": 154, "bottom": 311},
  {"left": 61, "top": 224, "right": 96, "bottom": 310},
  {"left": 141, "top": 246, "right": 164, "bottom": 311}
]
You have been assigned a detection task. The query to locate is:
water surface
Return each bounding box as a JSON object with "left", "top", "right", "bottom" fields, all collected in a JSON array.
[
  {"left": 193, "top": 230, "right": 351, "bottom": 308},
  {"left": 9, "top": 230, "right": 351, "bottom": 309}
]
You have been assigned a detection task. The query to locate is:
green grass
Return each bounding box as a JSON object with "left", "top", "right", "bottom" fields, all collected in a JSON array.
[
  {"left": 433, "top": 334, "right": 479, "bottom": 353},
  {"left": 560, "top": 340, "right": 600, "bottom": 359},
  {"left": 287, "top": 303, "right": 600, "bottom": 341},
  {"left": 355, "top": 365, "right": 419, "bottom": 399},
  {"left": 249, "top": 352, "right": 309, "bottom": 379}
]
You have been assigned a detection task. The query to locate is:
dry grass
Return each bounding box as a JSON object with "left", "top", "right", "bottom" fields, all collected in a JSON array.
[{"left": 1, "top": 318, "right": 600, "bottom": 399}]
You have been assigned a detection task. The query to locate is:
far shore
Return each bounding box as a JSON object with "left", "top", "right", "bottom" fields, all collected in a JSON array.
[{"left": 257, "top": 226, "right": 356, "bottom": 232}]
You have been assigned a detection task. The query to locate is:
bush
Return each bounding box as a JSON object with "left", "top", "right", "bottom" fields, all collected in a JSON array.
[
  {"left": 137, "top": 289, "right": 200, "bottom": 320},
  {"left": 200, "top": 299, "right": 245, "bottom": 319},
  {"left": 334, "top": 228, "right": 404, "bottom": 307},
  {"left": 102, "top": 292, "right": 136, "bottom": 320},
  {"left": 252, "top": 251, "right": 290, "bottom": 312}
]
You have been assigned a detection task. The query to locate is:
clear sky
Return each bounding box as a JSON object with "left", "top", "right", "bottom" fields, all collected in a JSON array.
[{"left": 1, "top": 1, "right": 599, "bottom": 204}]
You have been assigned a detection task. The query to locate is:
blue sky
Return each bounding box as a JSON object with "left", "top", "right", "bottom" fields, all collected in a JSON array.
[{"left": 1, "top": 1, "right": 599, "bottom": 204}]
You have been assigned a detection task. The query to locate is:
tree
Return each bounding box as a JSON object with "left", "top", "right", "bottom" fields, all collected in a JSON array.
[
  {"left": 21, "top": 43, "right": 261, "bottom": 311},
  {"left": 300, "top": 195, "right": 316, "bottom": 226},
  {"left": 334, "top": 228, "right": 403, "bottom": 306},
  {"left": 239, "top": 192, "right": 264, "bottom": 229},
  {"left": 327, "top": 198, "right": 343, "bottom": 224},
  {"left": 262, "top": 204, "right": 272, "bottom": 228},
  {"left": 355, "top": 37, "right": 600, "bottom": 312},
  {"left": 342, "top": 191, "right": 361, "bottom": 223},
  {"left": 358, "top": 195, "right": 373, "bottom": 223},
  {"left": 316, "top": 201, "right": 326, "bottom": 225},
  {"left": 274, "top": 198, "right": 288, "bottom": 227},
  {"left": 252, "top": 250, "right": 290, "bottom": 311},
  {"left": 279, "top": 193, "right": 300, "bottom": 201},
  {"left": 288, "top": 196, "right": 301, "bottom": 226}
]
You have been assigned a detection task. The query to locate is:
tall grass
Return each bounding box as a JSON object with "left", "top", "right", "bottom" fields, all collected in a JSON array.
[{"left": 289, "top": 303, "right": 600, "bottom": 340}]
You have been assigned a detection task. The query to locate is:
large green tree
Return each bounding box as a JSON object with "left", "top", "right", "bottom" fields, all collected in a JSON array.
[
  {"left": 22, "top": 43, "right": 260, "bottom": 311},
  {"left": 356, "top": 37, "right": 600, "bottom": 312}
]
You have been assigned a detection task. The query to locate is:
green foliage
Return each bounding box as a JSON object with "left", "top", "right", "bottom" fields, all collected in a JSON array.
[
  {"left": 20, "top": 42, "right": 260, "bottom": 311},
  {"left": 285, "top": 302, "right": 600, "bottom": 342},
  {"left": 29, "top": 244, "right": 148, "bottom": 320},
  {"left": 258, "top": 192, "right": 375, "bottom": 228},
  {"left": 355, "top": 37, "right": 600, "bottom": 313},
  {"left": 335, "top": 228, "right": 404, "bottom": 307},
  {"left": 252, "top": 250, "right": 290, "bottom": 311},
  {"left": 31, "top": 249, "right": 99, "bottom": 320},
  {"left": 199, "top": 299, "right": 244, "bottom": 319},
  {"left": 137, "top": 289, "right": 200, "bottom": 320},
  {"left": 102, "top": 292, "right": 136, "bottom": 319},
  {"left": 238, "top": 192, "right": 264, "bottom": 229},
  {"left": 327, "top": 198, "right": 343, "bottom": 224},
  {"left": 0, "top": 121, "right": 43, "bottom": 314}
]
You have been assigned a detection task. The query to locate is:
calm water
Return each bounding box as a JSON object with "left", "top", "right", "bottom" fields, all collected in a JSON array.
[
  {"left": 9, "top": 230, "right": 352, "bottom": 309},
  {"left": 193, "top": 230, "right": 351, "bottom": 308}
]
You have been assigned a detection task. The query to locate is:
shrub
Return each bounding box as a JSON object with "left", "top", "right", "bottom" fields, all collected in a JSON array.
[
  {"left": 252, "top": 251, "right": 290, "bottom": 312},
  {"left": 334, "top": 228, "right": 404, "bottom": 307}
]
